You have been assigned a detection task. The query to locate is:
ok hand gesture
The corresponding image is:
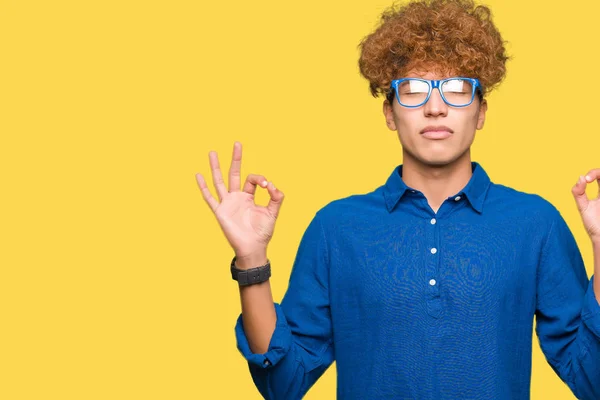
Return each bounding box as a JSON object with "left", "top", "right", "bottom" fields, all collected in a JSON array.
[{"left": 195, "top": 142, "right": 284, "bottom": 266}]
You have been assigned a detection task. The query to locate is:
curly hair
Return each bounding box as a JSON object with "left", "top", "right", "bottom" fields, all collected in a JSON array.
[{"left": 358, "top": 0, "right": 509, "bottom": 100}]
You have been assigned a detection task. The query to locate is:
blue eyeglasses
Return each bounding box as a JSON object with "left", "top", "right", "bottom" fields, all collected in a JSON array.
[{"left": 389, "top": 77, "right": 483, "bottom": 108}]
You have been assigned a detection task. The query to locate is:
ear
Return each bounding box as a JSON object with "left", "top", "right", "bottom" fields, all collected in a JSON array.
[
  {"left": 476, "top": 99, "right": 488, "bottom": 130},
  {"left": 383, "top": 99, "right": 397, "bottom": 131}
]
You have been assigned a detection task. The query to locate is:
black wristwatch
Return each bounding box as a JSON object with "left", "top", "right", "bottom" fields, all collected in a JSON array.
[{"left": 230, "top": 256, "right": 271, "bottom": 286}]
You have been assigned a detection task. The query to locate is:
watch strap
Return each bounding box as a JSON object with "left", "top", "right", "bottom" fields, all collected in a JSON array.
[{"left": 231, "top": 256, "right": 271, "bottom": 286}]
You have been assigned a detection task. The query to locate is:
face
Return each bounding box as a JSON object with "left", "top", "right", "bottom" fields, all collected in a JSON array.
[{"left": 383, "top": 70, "right": 487, "bottom": 167}]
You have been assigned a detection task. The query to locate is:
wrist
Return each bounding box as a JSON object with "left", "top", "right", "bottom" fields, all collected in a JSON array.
[
  {"left": 235, "top": 252, "right": 268, "bottom": 270},
  {"left": 231, "top": 255, "right": 271, "bottom": 286}
]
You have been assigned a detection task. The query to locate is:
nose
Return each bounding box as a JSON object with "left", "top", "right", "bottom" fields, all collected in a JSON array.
[{"left": 423, "top": 88, "right": 448, "bottom": 117}]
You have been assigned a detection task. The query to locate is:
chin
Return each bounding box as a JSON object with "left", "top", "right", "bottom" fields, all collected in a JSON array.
[
  {"left": 422, "top": 158, "right": 455, "bottom": 168},
  {"left": 414, "top": 151, "right": 465, "bottom": 168}
]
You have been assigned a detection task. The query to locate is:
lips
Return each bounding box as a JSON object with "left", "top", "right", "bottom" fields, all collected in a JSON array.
[{"left": 420, "top": 125, "right": 453, "bottom": 140}]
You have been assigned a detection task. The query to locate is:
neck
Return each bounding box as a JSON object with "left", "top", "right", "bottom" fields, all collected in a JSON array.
[{"left": 401, "top": 150, "right": 473, "bottom": 213}]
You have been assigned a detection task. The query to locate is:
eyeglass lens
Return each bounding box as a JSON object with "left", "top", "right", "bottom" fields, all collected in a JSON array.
[{"left": 397, "top": 79, "right": 474, "bottom": 107}]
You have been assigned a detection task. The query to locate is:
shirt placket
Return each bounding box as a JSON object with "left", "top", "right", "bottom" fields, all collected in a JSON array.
[
  {"left": 424, "top": 193, "right": 464, "bottom": 319},
  {"left": 426, "top": 211, "right": 442, "bottom": 319}
]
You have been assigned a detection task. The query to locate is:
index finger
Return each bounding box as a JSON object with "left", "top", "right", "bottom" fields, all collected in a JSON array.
[
  {"left": 229, "top": 141, "right": 242, "bottom": 192},
  {"left": 584, "top": 169, "right": 600, "bottom": 183}
]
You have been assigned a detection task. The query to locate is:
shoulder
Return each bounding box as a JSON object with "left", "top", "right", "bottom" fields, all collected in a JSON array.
[
  {"left": 312, "top": 186, "right": 387, "bottom": 230},
  {"left": 485, "top": 182, "right": 568, "bottom": 240},
  {"left": 488, "top": 182, "right": 560, "bottom": 218}
]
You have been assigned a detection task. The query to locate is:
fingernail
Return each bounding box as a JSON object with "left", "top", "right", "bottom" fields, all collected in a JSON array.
[
  {"left": 586, "top": 175, "right": 592, "bottom": 182},
  {"left": 261, "top": 180, "right": 267, "bottom": 187}
]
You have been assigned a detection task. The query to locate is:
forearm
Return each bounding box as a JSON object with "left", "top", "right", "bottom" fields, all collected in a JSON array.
[
  {"left": 237, "top": 253, "right": 277, "bottom": 354},
  {"left": 233, "top": 213, "right": 335, "bottom": 399}
]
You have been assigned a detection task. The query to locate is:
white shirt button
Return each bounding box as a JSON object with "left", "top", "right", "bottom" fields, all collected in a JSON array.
[
  {"left": 430, "top": 248, "right": 437, "bottom": 254},
  {"left": 429, "top": 279, "right": 436, "bottom": 286},
  {"left": 454, "top": 196, "right": 462, "bottom": 201},
  {"left": 430, "top": 218, "right": 436, "bottom": 225}
]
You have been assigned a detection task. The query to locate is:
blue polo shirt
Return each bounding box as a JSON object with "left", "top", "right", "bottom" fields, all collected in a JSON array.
[{"left": 234, "top": 162, "right": 600, "bottom": 399}]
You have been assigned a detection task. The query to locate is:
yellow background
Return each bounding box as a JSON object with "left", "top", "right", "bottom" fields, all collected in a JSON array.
[{"left": 1, "top": 0, "right": 599, "bottom": 398}]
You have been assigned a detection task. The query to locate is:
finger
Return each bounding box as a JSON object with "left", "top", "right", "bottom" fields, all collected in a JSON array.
[
  {"left": 229, "top": 141, "right": 242, "bottom": 192},
  {"left": 584, "top": 169, "right": 600, "bottom": 199},
  {"left": 195, "top": 173, "right": 219, "bottom": 213},
  {"left": 208, "top": 151, "right": 228, "bottom": 201},
  {"left": 242, "top": 174, "right": 268, "bottom": 196},
  {"left": 265, "top": 181, "right": 285, "bottom": 217},
  {"left": 584, "top": 169, "right": 600, "bottom": 183},
  {"left": 572, "top": 175, "right": 589, "bottom": 212}
]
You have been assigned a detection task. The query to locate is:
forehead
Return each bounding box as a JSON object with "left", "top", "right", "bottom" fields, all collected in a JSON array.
[{"left": 404, "top": 66, "right": 458, "bottom": 80}]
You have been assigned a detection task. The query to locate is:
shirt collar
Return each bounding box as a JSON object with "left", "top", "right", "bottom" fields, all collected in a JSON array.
[{"left": 382, "top": 161, "right": 491, "bottom": 214}]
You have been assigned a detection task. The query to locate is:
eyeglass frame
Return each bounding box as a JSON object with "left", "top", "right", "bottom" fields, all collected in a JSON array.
[{"left": 387, "top": 77, "right": 483, "bottom": 108}]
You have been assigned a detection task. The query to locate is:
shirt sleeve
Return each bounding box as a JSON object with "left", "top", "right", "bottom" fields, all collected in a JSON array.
[
  {"left": 234, "top": 211, "right": 335, "bottom": 399},
  {"left": 535, "top": 209, "right": 600, "bottom": 400}
]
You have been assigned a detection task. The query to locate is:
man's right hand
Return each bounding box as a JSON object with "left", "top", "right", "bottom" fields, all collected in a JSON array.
[{"left": 195, "top": 141, "right": 284, "bottom": 269}]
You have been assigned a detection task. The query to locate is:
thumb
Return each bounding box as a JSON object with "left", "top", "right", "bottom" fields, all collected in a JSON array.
[
  {"left": 572, "top": 175, "right": 589, "bottom": 213},
  {"left": 265, "top": 181, "right": 285, "bottom": 217}
]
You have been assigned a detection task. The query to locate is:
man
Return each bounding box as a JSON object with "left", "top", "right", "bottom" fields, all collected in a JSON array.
[{"left": 195, "top": 0, "right": 600, "bottom": 398}]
